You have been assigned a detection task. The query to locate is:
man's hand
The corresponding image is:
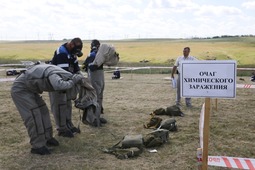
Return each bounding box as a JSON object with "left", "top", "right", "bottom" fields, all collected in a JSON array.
[{"left": 72, "top": 74, "right": 84, "bottom": 84}]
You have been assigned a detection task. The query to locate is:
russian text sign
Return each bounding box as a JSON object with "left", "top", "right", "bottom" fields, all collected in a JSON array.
[{"left": 180, "top": 60, "right": 236, "bottom": 98}]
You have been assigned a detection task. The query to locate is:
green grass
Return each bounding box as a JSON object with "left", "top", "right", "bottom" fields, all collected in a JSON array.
[
  {"left": 1, "top": 37, "right": 254, "bottom": 76},
  {"left": 1, "top": 37, "right": 255, "bottom": 67}
]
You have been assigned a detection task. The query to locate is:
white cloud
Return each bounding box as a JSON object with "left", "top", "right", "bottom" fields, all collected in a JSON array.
[
  {"left": 242, "top": 1, "right": 255, "bottom": 9},
  {"left": 194, "top": 5, "right": 242, "bottom": 17},
  {"left": 0, "top": 0, "right": 254, "bottom": 40}
]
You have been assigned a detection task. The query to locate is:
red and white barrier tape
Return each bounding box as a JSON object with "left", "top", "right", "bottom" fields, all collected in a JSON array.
[
  {"left": 237, "top": 84, "right": 255, "bottom": 89},
  {"left": 208, "top": 156, "right": 255, "bottom": 170},
  {"left": 0, "top": 78, "right": 15, "bottom": 82},
  {"left": 199, "top": 104, "right": 255, "bottom": 169}
]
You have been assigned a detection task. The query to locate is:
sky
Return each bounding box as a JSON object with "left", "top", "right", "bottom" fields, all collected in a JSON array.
[{"left": 0, "top": 0, "right": 255, "bottom": 40}]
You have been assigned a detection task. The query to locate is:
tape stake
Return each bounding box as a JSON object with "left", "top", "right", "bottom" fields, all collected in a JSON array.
[{"left": 199, "top": 103, "right": 205, "bottom": 148}]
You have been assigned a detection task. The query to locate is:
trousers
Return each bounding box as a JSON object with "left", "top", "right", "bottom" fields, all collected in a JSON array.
[
  {"left": 49, "top": 91, "right": 73, "bottom": 131},
  {"left": 176, "top": 74, "right": 191, "bottom": 106},
  {"left": 11, "top": 75, "right": 53, "bottom": 148},
  {"left": 88, "top": 69, "right": 104, "bottom": 113}
]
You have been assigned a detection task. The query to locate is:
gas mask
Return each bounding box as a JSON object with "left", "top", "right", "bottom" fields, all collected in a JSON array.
[
  {"left": 71, "top": 43, "right": 83, "bottom": 57},
  {"left": 73, "top": 49, "right": 83, "bottom": 57}
]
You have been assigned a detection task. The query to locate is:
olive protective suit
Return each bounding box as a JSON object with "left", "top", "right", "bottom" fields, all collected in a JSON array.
[{"left": 11, "top": 64, "right": 83, "bottom": 149}]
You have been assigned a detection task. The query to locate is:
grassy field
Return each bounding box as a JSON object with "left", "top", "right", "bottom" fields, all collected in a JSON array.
[
  {"left": 0, "top": 71, "right": 255, "bottom": 170},
  {"left": 0, "top": 37, "right": 255, "bottom": 66},
  {"left": 0, "top": 38, "right": 255, "bottom": 169}
]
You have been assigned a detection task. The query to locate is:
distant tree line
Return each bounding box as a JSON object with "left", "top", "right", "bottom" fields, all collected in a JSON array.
[{"left": 192, "top": 34, "right": 255, "bottom": 39}]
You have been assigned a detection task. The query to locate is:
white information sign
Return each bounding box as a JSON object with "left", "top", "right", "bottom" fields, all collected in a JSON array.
[{"left": 180, "top": 60, "right": 236, "bottom": 98}]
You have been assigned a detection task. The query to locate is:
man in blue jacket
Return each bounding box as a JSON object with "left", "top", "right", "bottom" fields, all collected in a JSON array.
[{"left": 49, "top": 37, "right": 83, "bottom": 137}]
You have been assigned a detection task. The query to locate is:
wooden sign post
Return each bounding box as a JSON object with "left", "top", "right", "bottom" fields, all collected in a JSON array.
[
  {"left": 180, "top": 60, "right": 236, "bottom": 170},
  {"left": 202, "top": 98, "right": 211, "bottom": 170}
]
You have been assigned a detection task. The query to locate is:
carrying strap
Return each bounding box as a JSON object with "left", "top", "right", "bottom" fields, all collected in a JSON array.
[
  {"left": 101, "top": 136, "right": 124, "bottom": 155},
  {"left": 77, "top": 109, "right": 82, "bottom": 132},
  {"left": 102, "top": 136, "right": 143, "bottom": 159}
]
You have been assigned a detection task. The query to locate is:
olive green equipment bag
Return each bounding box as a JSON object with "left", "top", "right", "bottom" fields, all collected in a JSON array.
[
  {"left": 153, "top": 108, "right": 166, "bottom": 115},
  {"left": 121, "top": 134, "right": 143, "bottom": 149},
  {"left": 153, "top": 105, "right": 184, "bottom": 117},
  {"left": 158, "top": 118, "right": 177, "bottom": 132},
  {"left": 143, "top": 129, "right": 169, "bottom": 148},
  {"left": 102, "top": 134, "right": 143, "bottom": 159},
  {"left": 165, "top": 105, "right": 184, "bottom": 117}
]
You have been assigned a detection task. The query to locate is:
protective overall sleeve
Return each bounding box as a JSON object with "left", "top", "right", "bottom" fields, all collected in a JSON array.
[
  {"left": 72, "top": 74, "right": 85, "bottom": 84},
  {"left": 91, "top": 44, "right": 108, "bottom": 66},
  {"left": 48, "top": 74, "right": 74, "bottom": 91},
  {"left": 93, "top": 44, "right": 119, "bottom": 66},
  {"left": 81, "top": 77, "right": 95, "bottom": 90}
]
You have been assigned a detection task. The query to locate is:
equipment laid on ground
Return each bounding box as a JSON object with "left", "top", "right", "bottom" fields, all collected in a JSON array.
[
  {"left": 6, "top": 68, "right": 26, "bottom": 76},
  {"left": 143, "top": 129, "right": 169, "bottom": 148},
  {"left": 153, "top": 105, "right": 184, "bottom": 117}
]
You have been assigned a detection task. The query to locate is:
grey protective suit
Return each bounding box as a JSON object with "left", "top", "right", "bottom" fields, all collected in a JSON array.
[
  {"left": 11, "top": 64, "right": 82, "bottom": 149},
  {"left": 74, "top": 78, "right": 101, "bottom": 126},
  {"left": 88, "top": 44, "right": 119, "bottom": 113},
  {"left": 88, "top": 69, "right": 104, "bottom": 114},
  {"left": 92, "top": 44, "right": 119, "bottom": 67},
  {"left": 49, "top": 89, "right": 74, "bottom": 131}
]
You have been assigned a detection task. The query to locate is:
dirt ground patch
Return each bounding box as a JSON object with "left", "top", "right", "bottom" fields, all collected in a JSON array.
[{"left": 0, "top": 72, "right": 254, "bottom": 170}]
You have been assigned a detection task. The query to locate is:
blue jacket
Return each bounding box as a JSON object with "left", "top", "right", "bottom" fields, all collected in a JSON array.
[
  {"left": 51, "top": 43, "right": 80, "bottom": 74},
  {"left": 83, "top": 48, "right": 103, "bottom": 72}
]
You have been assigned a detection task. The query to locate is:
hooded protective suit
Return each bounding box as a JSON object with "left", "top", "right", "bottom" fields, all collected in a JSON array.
[
  {"left": 11, "top": 64, "right": 83, "bottom": 149},
  {"left": 92, "top": 44, "right": 119, "bottom": 67},
  {"left": 88, "top": 44, "right": 119, "bottom": 115}
]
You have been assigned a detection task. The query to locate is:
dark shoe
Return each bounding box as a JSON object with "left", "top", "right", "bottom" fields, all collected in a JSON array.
[
  {"left": 66, "top": 120, "right": 80, "bottom": 134},
  {"left": 46, "top": 137, "right": 59, "bottom": 147},
  {"left": 92, "top": 119, "right": 102, "bottom": 127},
  {"left": 31, "top": 146, "right": 51, "bottom": 155},
  {"left": 100, "top": 117, "right": 107, "bottom": 124},
  {"left": 58, "top": 129, "right": 74, "bottom": 138},
  {"left": 82, "top": 119, "right": 89, "bottom": 125},
  {"left": 70, "top": 127, "right": 81, "bottom": 134}
]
